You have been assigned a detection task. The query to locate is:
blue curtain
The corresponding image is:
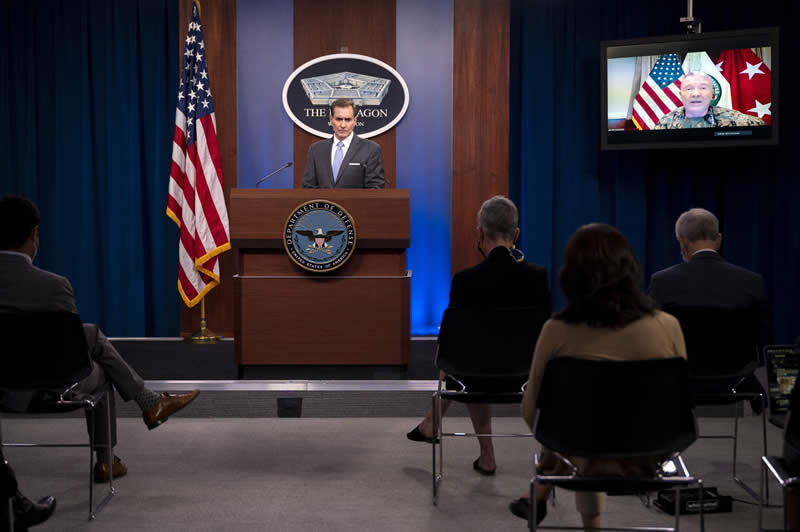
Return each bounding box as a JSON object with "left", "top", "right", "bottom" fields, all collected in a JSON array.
[
  {"left": 0, "top": 0, "right": 180, "bottom": 336},
  {"left": 510, "top": 0, "right": 800, "bottom": 343}
]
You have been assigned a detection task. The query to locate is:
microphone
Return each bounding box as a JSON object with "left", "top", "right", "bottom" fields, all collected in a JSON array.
[{"left": 255, "top": 162, "right": 292, "bottom": 187}]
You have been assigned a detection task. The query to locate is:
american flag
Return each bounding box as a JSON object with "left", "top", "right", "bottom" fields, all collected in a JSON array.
[
  {"left": 166, "top": 0, "right": 230, "bottom": 308},
  {"left": 632, "top": 54, "right": 685, "bottom": 130}
]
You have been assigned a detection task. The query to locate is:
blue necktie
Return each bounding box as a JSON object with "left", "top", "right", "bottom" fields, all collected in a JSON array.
[{"left": 332, "top": 141, "right": 344, "bottom": 183}]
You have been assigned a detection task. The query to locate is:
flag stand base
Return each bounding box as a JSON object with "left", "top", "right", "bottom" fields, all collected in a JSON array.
[
  {"left": 183, "top": 299, "right": 221, "bottom": 344},
  {"left": 184, "top": 318, "right": 221, "bottom": 344}
]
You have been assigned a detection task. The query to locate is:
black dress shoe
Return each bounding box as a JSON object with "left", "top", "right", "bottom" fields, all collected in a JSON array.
[
  {"left": 509, "top": 497, "right": 547, "bottom": 524},
  {"left": 13, "top": 492, "right": 56, "bottom": 530},
  {"left": 472, "top": 458, "right": 496, "bottom": 476},
  {"left": 406, "top": 425, "right": 439, "bottom": 444}
]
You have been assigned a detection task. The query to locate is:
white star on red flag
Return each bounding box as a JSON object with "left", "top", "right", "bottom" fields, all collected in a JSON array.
[
  {"left": 740, "top": 61, "right": 765, "bottom": 80},
  {"left": 747, "top": 99, "right": 771, "bottom": 119}
]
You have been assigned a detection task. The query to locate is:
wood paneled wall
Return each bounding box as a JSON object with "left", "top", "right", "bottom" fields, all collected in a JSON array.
[
  {"left": 292, "top": 0, "right": 396, "bottom": 189},
  {"left": 177, "top": 0, "right": 510, "bottom": 336},
  {"left": 451, "top": 0, "right": 510, "bottom": 274},
  {"left": 179, "top": 0, "right": 237, "bottom": 337}
]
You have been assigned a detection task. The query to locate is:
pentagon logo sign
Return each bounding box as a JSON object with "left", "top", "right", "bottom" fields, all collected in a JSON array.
[
  {"left": 282, "top": 53, "right": 410, "bottom": 139},
  {"left": 284, "top": 200, "right": 356, "bottom": 272}
]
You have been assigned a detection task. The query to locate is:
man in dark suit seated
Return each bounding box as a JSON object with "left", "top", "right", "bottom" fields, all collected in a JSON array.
[
  {"left": 406, "top": 195, "right": 551, "bottom": 474},
  {"left": 648, "top": 207, "right": 773, "bottom": 410},
  {"left": 301, "top": 98, "right": 385, "bottom": 189},
  {"left": 0, "top": 196, "right": 201, "bottom": 484}
]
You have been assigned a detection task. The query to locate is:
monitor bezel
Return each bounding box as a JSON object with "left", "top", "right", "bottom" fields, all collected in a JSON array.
[{"left": 600, "top": 27, "right": 779, "bottom": 151}]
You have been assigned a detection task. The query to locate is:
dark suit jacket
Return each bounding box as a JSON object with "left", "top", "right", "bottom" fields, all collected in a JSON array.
[
  {"left": 648, "top": 250, "right": 773, "bottom": 347},
  {"left": 0, "top": 252, "right": 81, "bottom": 410},
  {"left": 444, "top": 246, "right": 551, "bottom": 388},
  {"left": 0, "top": 252, "right": 77, "bottom": 314},
  {"left": 449, "top": 246, "right": 551, "bottom": 311},
  {"left": 301, "top": 135, "right": 385, "bottom": 189}
]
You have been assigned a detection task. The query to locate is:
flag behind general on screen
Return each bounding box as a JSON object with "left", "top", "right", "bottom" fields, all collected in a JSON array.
[
  {"left": 717, "top": 48, "right": 772, "bottom": 125},
  {"left": 631, "top": 54, "right": 684, "bottom": 130},
  {"left": 166, "top": 0, "right": 230, "bottom": 308}
]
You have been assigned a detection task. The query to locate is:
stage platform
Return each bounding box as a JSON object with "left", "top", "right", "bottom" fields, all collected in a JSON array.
[
  {"left": 25, "top": 336, "right": 755, "bottom": 419},
  {"left": 50, "top": 336, "right": 528, "bottom": 418},
  {"left": 110, "top": 336, "right": 439, "bottom": 380}
]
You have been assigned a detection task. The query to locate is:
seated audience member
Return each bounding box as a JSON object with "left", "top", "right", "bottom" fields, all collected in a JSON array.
[
  {"left": 509, "top": 223, "right": 687, "bottom": 528},
  {"left": 648, "top": 207, "right": 772, "bottom": 410},
  {"left": 0, "top": 196, "right": 200, "bottom": 483},
  {"left": 406, "top": 195, "right": 551, "bottom": 475}
]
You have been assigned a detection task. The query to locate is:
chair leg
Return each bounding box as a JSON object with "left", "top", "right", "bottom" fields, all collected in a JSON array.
[
  {"left": 732, "top": 402, "right": 739, "bottom": 479},
  {"left": 530, "top": 477, "right": 536, "bottom": 532},
  {"left": 758, "top": 458, "right": 765, "bottom": 531},
  {"left": 89, "top": 399, "right": 115, "bottom": 520},
  {"left": 437, "top": 394, "right": 444, "bottom": 493},
  {"left": 107, "top": 398, "right": 115, "bottom": 494},
  {"left": 760, "top": 396, "right": 769, "bottom": 505},
  {"left": 732, "top": 401, "right": 760, "bottom": 501},
  {"left": 88, "top": 408, "right": 95, "bottom": 521},
  {"left": 674, "top": 485, "right": 681, "bottom": 531},
  {"left": 431, "top": 392, "right": 439, "bottom": 506}
]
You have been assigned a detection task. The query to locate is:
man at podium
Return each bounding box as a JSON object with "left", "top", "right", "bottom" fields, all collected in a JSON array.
[{"left": 301, "top": 98, "right": 385, "bottom": 189}]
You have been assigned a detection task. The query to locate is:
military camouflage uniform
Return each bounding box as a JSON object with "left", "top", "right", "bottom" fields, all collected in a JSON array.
[{"left": 654, "top": 106, "right": 765, "bottom": 129}]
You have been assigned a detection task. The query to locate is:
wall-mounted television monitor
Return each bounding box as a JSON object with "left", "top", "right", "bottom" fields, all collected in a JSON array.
[{"left": 601, "top": 27, "right": 778, "bottom": 150}]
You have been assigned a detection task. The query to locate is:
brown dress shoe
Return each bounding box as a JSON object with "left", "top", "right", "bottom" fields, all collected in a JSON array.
[
  {"left": 142, "top": 390, "right": 200, "bottom": 430},
  {"left": 93, "top": 456, "right": 127, "bottom": 483}
]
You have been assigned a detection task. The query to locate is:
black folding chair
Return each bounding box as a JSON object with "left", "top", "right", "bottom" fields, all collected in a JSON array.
[
  {"left": 431, "top": 305, "right": 549, "bottom": 505},
  {"left": 0, "top": 312, "right": 114, "bottom": 520},
  {"left": 759, "top": 352, "right": 800, "bottom": 531},
  {"left": 531, "top": 357, "right": 700, "bottom": 531},
  {"left": 665, "top": 306, "right": 767, "bottom": 502}
]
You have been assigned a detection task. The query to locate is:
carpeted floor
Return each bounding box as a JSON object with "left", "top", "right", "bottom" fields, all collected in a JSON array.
[{"left": 0, "top": 415, "right": 788, "bottom": 531}]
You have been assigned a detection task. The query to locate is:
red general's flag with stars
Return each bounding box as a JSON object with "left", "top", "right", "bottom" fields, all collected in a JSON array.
[
  {"left": 166, "top": 0, "right": 230, "bottom": 308},
  {"left": 716, "top": 48, "right": 772, "bottom": 125}
]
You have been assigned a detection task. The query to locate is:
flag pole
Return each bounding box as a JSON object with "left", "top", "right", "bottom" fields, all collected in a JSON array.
[
  {"left": 170, "top": 0, "right": 230, "bottom": 343},
  {"left": 185, "top": 297, "right": 221, "bottom": 343}
]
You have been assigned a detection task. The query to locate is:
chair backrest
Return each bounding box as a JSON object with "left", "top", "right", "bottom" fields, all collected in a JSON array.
[
  {"left": 662, "top": 306, "right": 760, "bottom": 377},
  {"left": 0, "top": 312, "right": 91, "bottom": 389},
  {"left": 535, "top": 357, "right": 697, "bottom": 459},
  {"left": 435, "top": 306, "right": 549, "bottom": 377}
]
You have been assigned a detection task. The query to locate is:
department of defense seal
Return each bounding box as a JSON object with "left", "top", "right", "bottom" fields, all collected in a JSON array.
[{"left": 284, "top": 200, "right": 356, "bottom": 272}]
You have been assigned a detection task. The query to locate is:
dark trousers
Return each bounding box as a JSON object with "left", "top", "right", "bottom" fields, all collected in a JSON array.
[{"left": 77, "top": 324, "right": 146, "bottom": 449}]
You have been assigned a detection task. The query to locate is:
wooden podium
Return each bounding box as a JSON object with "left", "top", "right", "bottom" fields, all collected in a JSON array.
[{"left": 230, "top": 188, "right": 410, "bottom": 365}]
